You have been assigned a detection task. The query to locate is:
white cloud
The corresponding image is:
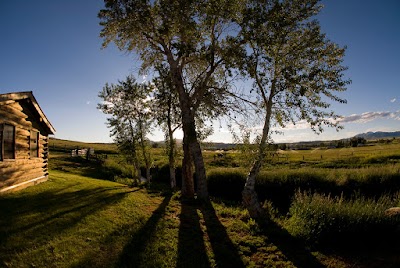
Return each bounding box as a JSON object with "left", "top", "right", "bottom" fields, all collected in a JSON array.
[
  {"left": 264, "top": 110, "right": 400, "bottom": 131},
  {"left": 282, "top": 120, "right": 310, "bottom": 130},
  {"left": 86, "top": 101, "right": 91, "bottom": 105},
  {"left": 339, "top": 111, "right": 400, "bottom": 123},
  {"left": 390, "top": 98, "right": 396, "bottom": 103},
  {"left": 248, "top": 120, "right": 312, "bottom": 132}
]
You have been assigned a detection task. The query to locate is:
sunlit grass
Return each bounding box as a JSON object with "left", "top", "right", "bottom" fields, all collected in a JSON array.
[
  {"left": 0, "top": 171, "right": 160, "bottom": 267},
  {"left": 2, "top": 139, "right": 399, "bottom": 267},
  {"left": 0, "top": 170, "right": 304, "bottom": 268}
]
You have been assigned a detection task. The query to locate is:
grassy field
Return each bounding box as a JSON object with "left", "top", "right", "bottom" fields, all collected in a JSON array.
[
  {"left": 49, "top": 137, "right": 400, "bottom": 166},
  {"left": 49, "top": 138, "right": 118, "bottom": 154},
  {"left": 2, "top": 169, "right": 399, "bottom": 267},
  {"left": 0, "top": 170, "right": 322, "bottom": 267},
  {"left": 1, "top": 138, "right": 399, "bottom": 267}
]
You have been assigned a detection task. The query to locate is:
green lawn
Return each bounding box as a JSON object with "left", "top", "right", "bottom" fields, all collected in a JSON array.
[
  {"left": 0, "top": 170, "right": 339, "bottom": 268},
  {"left": 0, "top": 171, "right": 160, "bottom": 267},
  {"left": 1, "top": 154, "right": 399, "bottom": 267}
]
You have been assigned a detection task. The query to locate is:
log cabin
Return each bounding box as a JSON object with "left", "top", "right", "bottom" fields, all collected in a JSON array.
[{"left": 0, "top": 91, "right": 55, "bottom": 193}]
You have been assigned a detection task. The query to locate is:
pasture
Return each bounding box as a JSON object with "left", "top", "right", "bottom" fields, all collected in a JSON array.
[{"left": 0, "top": 137, "right": 399, "bottom": 267}]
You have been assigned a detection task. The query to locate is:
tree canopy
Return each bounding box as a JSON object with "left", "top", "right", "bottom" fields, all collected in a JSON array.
[
  {"left": 239, "top": 0, "right": 350, "bottom": 218},
  {"left": 98, "top": 75, "right": 154, "bottom": 184},
  {"left": 99, "top": 0, "right": 245, "bottom": 200},
  {"left": 98, "top": 0, "right": 350, "bottom": 207}
]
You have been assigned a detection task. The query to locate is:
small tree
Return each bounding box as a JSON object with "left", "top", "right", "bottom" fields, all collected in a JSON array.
[
  {"left": 152, "top": 66, "right": 181, "bottom": 190},
  {"left": 240, "top": 0, "right": 351, "bottom": 219},
  {"left": 350, "top": 137, "right": 366, "bottom": 147},
  {"left": 98, "top": 75, "right": 154, "bottom": 184}
]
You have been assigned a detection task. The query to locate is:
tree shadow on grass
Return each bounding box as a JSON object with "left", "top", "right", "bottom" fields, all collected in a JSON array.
[
  {"left": 199, "top": 202, "right": 245, "bottom": 268},
  {"left": 117, "top": 194, "right": 172, "bottom": 267},
  {"left": 0, "top": 186, "right": 133, "bottom": 256},
  {"left": 50, "top": 155, "right": 118, "bottom": 181},
  {"left": 177, "top": 200, "right": 245, "bottom": 268},
  {"left": 177, "top": 200, "right": 211, "bottom": 268},
  {"left": 257, "top": 218, "right": 324, "bottom": 268},
  {"left": 316, "top": 231, "right": 400, "bottom": 268}
]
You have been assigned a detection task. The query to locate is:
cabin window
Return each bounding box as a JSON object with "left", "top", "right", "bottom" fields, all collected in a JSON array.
[
  {"left": 1, "top": 124, "right": 16, "bottom": 160},
  {"left": 30, "top": 130, "right": 39, "bottom": 158}
]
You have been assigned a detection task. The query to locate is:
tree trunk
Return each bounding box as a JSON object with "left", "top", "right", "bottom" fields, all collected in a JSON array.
[
  {"left": 242, "top": 160, "right": 264, "bottom": 219},
  {"left": 169, "top": 61, "right": 208, "bottom": 201},
  {"left": 138, "top": 120, "right": 151, "bottom": 185},
  {"left": 128, "top": 119, "right": 140, "bottom": 185},
  {"left": 167, "top": 109, "right": 177, "bottom": 190},
  {"left": 180, "top": 107, "right": 208, "bottom": 200},
  {"left": 133, "top": 159, "right": 140, "bottom": 185},
  {"left": 169, "top": 161, "right": 176, "bottom": 189},
  {"left": 181, "top": 134, "right": 194, "bottom": 198},
  {"left": 168, "top": 131, "right": 176, "bottom": 190},
  {"left": 242, "top": 81, "right": 275, "bottom": 219},
  {"left": 146, "top": 166, "right": 151, "bottom": 185},
  {"left": 190, "top": 138, "right": 208, "bottom": 200}
]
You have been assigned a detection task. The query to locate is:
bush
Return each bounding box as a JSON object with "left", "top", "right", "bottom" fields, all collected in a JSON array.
[
  {"left": 207, "top": 168, "right": 246, "bottom": 200},
  {"left": 205, "top": 165, "right": 400, "bottom": 212},
  {"left": 151, "top": 164, "right": 182, "bottom": 188},
  {"left": 285, "top": 191, "right": 400, "bottom": 247},
  {"left": 102, "top": 158, "right": 136, "bottom": 181},
  {"left": 254, "top": 169, "right": 338, "bottom": 211},
  {"left": 208, "top": 154, "right": 239, "bottom": 167}
]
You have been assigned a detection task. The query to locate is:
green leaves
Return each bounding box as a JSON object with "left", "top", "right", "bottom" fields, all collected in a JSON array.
[
  {"left": 240, "top": 0, "right": 350, "bottom": 134},
  {"left": 99, "top": 0, "right": 350, "bottom": 138},
  {"left": 98, "top": 1, "right": 351, "bottom": 195},
  {"left": 98, "top": 75, "right": 154, "bottom": 175}
]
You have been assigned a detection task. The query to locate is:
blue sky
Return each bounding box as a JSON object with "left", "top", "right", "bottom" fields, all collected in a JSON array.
[{"left": 0, "top": 0, "right": 399, "bottom": 143}]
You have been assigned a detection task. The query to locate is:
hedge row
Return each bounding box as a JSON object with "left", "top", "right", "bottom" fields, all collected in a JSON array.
[
  {"left": 152, "top": 165, "right": 400, "bottom": 211},
  {"left": 285, "top": 191, "right": 400, "bottom": 247},
  {"left": 209, "top": 166, "right": 400, "bottom": 212}
]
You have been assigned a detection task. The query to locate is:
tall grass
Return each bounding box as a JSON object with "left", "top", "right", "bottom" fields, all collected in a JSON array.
[
  {"left": 284, "top": 191, "right": 400, "bottom": 247},
  {"left": 207, "top": 168, "right": 247, "bottom": 200},
  {"left": 258, "top": 165, "right": 400, "bottom": 210},
  {"left": 206, "top": 165, "right": 400, "bottom": 211},
  {"left": 102, "top": 158, "right": 137, "bottom": 184}
]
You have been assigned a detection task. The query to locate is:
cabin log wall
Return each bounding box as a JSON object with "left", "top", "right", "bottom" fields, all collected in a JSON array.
[{"left": 0, "top": 100, "right": 50, "bottom": 191}]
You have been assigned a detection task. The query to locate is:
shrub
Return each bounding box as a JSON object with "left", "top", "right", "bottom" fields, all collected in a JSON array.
[
  {"left": 208, "top": 154, "right": 239, "bottom": 167},
  {"left": 207, "top": 168, "right": 246, "bottom": 200},
  {"left": 205, "top": 165, "right": 400, "bottom": 212},
  {"left": 254, "top": 169, "right": 338, "bottom": 211},
  {"left": 151, "top": 164, "right": 182, "bottom": 188},
  {"left": 285, "top": 191, "right": 400, "bottom": 247},
  {"left": 362, "top": 154, "right": 400, "bottom": 164},
  {"left": 102, "top": 158, "right": 136, "bottom": 181}
]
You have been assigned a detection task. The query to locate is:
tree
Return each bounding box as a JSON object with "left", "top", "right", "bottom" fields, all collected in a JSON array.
[
  {"left": 239, "top": 0, "right": 351, "bottom": 219},
  {"left": 98, "top": 75, "right": 154, "bottom": 184},
  {"left": 279, "top": 143, "right": 287, "bottom": 150},
  {"left": 99, "top": 0, "right": 243, "bottom": 200},
  {"left": 152, "top": 65, "right": 221, "bottom": 193},
  {"left": 350, "top": 137, "right": 366, "bottom": 147},
  {"left": 152, "top": 66, "right": 181, "bottom": 190}
]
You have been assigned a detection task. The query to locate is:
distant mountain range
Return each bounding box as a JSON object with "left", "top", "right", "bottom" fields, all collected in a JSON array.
[{"left": 354, "top": 131, "right": 400, "bottom": 140}]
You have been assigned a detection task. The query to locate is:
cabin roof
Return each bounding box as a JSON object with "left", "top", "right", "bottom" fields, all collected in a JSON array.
[{"left": 0, "top": 91, "right": 56, "bottom": 134}]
